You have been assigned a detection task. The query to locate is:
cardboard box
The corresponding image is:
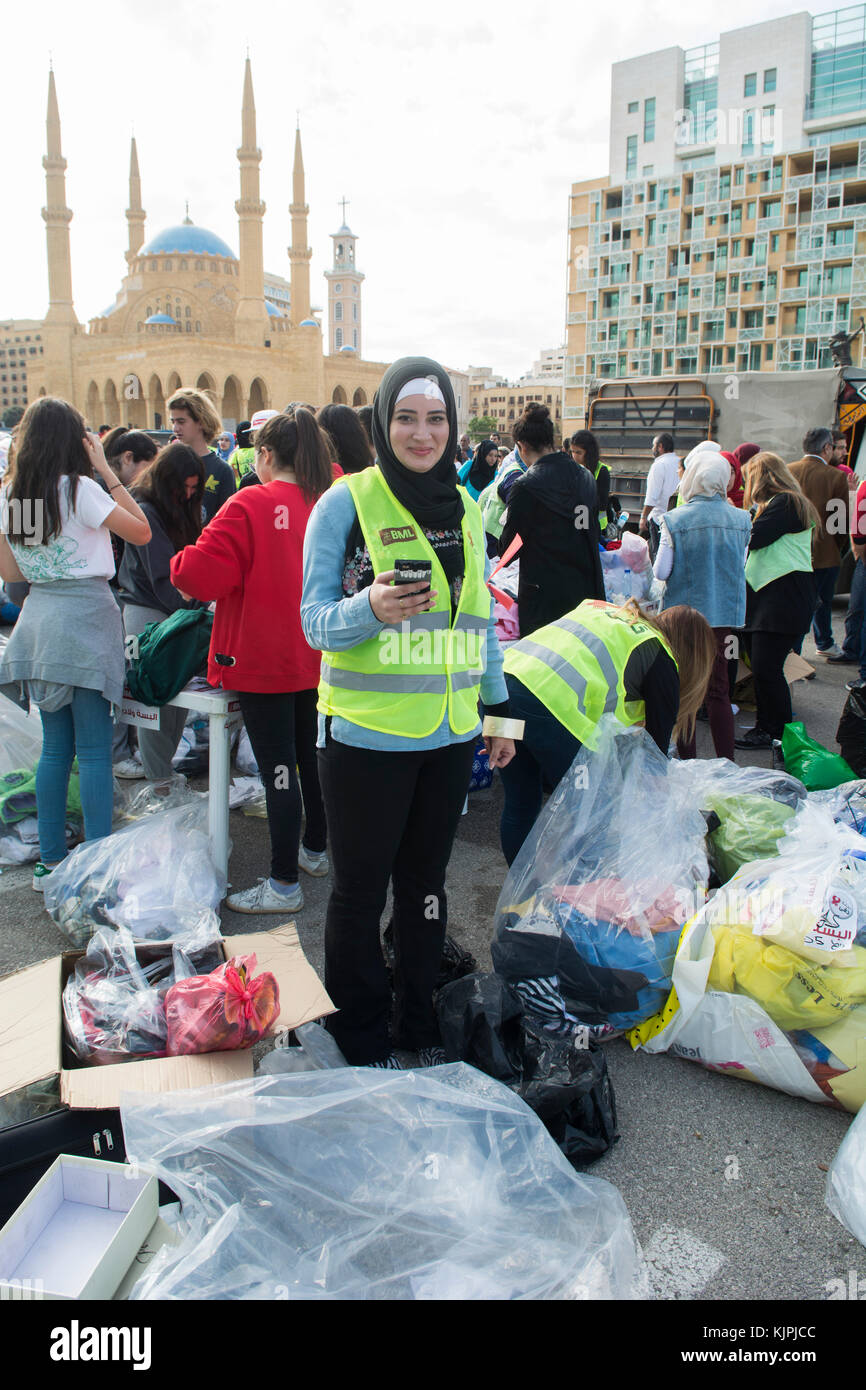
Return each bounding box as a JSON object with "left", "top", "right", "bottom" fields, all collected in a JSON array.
[
  {"left": 0, "top": 1155, "right": 158, "bottom": 1300},
  {"left": 0, "top": 924, "right": 334, "bottom": 1112}
]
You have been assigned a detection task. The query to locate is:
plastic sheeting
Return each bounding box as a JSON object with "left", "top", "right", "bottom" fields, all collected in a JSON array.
[
  {"left": 493, "top": 720, "right": 709, "bottom": 1028},
  {"left": 0, "top": 695, "right": 42, "bottom": 777},
  {"left": 826, "top": 1103, "right": 866, "bottom": 1247},
  {"left": 122, "top": 1066, "right": 648, "bottom": 1301},
  {"left": 632, "top": 804, "right": 866, "bottom": 1111},
  {"left": 44, "top": 800, "right": 225, "bottom": 951}
]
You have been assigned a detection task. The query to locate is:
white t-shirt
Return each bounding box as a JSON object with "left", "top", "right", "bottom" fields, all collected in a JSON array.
[
  {"left": 0, "top": 474, "right": 116, "bottom": 581},
  {"left": 644, "top": 452, "right": 681, "bottom": 524}
]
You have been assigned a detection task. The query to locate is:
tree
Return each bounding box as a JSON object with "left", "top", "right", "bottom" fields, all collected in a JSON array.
[
  {"left": 1, "top": 406, "right": 24, "bottom": 429},
  {"left": 467, "top": 415, "right": 498, "bottom": 440}
]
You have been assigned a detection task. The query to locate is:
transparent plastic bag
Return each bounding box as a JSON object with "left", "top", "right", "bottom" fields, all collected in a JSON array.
[
  {"left": 0, "top": 695, "right": 42, "bottom": 777},
  {"left": 258, "top": 1022, "right": 349, "bottom": 1075},
  {"left": 492, "top": 720, "right": 709, "bottom": 1028},
  {"left": 122, "top": 1066, "right": 648, "bottom": 1300},
  {"left": 164, "top": 952, "right": 280, "bottom": 1056},
  {"left": 810, "top": 780, "right": 866, "bottom": 835},
  {"left": 44, "top": 800, "right": 225, "bottom": 951},
  {"left": 234, "top": 727, "right": 259, "bottom": 776},
  {"left": 63, "top": 928, "right": 168, "bottom": 1065},
  {"left": 115, "top": 777, "right": 199, "bottom": 822},
  {"left": 826, "top": 1104, "right": 866, "bottom": 1246},
  {"left": 669, "top": 758, "right": 807, "bottom": 883},
  {"left": 632, "top": 804, "right": 866, "bottom": 1111}
]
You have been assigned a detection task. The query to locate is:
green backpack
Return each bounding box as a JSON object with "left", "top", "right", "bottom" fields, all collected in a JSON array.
[{"left": 124, "top": 608, "right": 214, "bottom": 706}]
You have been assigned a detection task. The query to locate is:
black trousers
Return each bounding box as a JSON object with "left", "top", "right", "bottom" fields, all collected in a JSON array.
[
  {"left": 318, "top": 732, "right": 476, "bottom": 1063},
  {"left": 237, "top": 689, "right": 327, "bottom": 882},
  {"left": 750, "top": 631, "right": 798, "bottom": 738}
]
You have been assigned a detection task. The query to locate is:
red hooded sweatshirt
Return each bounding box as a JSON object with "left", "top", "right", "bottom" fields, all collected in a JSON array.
[{"left": 170, "top": 480, "right": 321, "bottom": 693}]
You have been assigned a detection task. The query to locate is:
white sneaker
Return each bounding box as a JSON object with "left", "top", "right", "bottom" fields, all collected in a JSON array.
[
  {"left": 225, "top": 877, "right": 303, "bottom": 914},
  {"left": 817, "top": 644, "right": 843, "bottom": 659},
  {"left": 113, "top": 758, "right": 145, "bottom": 780},
  {"left": 298, "top": 845, "right": 329, "bottom": 877}
]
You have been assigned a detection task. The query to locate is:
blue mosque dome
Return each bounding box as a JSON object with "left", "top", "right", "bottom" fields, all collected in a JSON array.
[
  {"left": 139, "top": 224, "right": 237, "bottom": 258},
  {"left": 299, "top": 318, "right": 319, "bottom": 327},
  {"left": 339, "top": 344, "right": 355, "bottom": 353},
  {"left": 266, "top": 301, "right": 283, "bottom": 317},
  {"left": 144, "top": 312, "right": 177, "bottom": 325}
]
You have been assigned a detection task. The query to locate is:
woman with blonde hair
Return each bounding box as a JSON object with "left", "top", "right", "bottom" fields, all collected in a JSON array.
[
  {"left": 499, "top": 597, "right": 717, "bottom": 863},
  {"left": 735, "top": 451, "right": 820, "bottom": 750}
]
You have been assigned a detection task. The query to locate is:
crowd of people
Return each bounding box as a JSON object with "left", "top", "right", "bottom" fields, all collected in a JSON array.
[{"left": 0, "top": 367, "right": 860, "bottom": 1066}]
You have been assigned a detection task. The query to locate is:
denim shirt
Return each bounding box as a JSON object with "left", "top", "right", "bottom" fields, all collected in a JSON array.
[
  {"left": 661, "top": 494, "right": 752, "bottom": 628},
  {"left": 301, "top": 481, "right": 507, "bottom": 750}
]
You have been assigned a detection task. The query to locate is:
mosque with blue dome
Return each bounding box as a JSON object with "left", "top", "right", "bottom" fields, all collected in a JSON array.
[{"left": 31, "top": 60, "right": 386, "bottom": 427}]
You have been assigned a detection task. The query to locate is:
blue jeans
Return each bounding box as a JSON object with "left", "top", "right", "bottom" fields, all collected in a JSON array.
[
  {"left": 498, "top": 675, "right": 583, "bottom": 866},
  {"left": 843, "top": 556, "right": 866, "bottom": 679},
  {"left": 812, "top": 565, "right": 840, "bottom": 650},
  {"left": 37, "top": 687, "right": 114, "bottom": 864}
]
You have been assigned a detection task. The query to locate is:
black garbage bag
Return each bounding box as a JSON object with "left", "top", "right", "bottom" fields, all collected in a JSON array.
[
  {"left": 837, "top": 686, "right": 866, "bottom": 780},
  {"left": 382, "top": 921, "right": 478, "bottom": 993},
  {"left": 437, "top": 972, "right": 619, "bottom": 1167}
]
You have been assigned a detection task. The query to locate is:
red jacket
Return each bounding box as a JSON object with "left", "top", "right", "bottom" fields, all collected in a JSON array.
[{"left": 170, "top": 480, "right": 321, "bottom": 693}]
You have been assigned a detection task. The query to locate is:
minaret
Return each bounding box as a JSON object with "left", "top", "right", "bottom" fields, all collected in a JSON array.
[
  {"left": 289, "top": 123, "right": 313, "bottom": 326},
  {"left": 234, "top": 57, "right": 268, "bottom": 343},
  {"left": 125, "top": 137, "right": 146, "bottom": 267},
  {"left": 324, "top": 202, "right": 365, "bottom": 356},
  {"left": 41, "top": 68, "right": 78, "bottom": 326}
]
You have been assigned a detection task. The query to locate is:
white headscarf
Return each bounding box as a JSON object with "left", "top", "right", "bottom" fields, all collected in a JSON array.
[
  {"left": 679, "top": 451, "right": 733, "bottom": 505},
  {"left": 682, "top": 439, "right": 722, "bottom": 470}
]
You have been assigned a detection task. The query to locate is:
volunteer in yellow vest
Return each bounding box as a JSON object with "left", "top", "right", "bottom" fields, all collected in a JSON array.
[
  {"left": 569, "top": 430, "right": 610, "bottom": 535},
  {"left": 736, "top": 451, "right": 820, "bottom": 750},
  {"left": 301, "top": 356, "right": 515, "bottom": 1067},
  {"left": 499, "top": 599, "right": 716, "bottom": 864}
]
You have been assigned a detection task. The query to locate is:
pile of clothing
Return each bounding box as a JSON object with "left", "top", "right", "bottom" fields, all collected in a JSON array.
[
  {"left": 493, "top": 720, "right": 709, "bottom": 1032},
  {"left": 632, "top": 802, "right": 866, "bottom": 1112}
]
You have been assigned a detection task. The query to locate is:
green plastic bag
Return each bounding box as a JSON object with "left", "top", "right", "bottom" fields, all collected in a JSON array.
[
  {"left": 781, "top": 721, "right": 856, "bottom": 792},
  {"left": 706, "top": 793, "right": 795, "bottom": 882}
]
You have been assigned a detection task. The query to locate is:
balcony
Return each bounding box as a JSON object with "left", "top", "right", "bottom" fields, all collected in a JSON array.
[{"left": 739, "top": 326, "right": 765, "bottom": 341}]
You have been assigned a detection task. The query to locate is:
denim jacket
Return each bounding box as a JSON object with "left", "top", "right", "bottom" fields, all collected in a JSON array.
[{"left": 661, "top": 494, "right": 752, "bottom": 628}]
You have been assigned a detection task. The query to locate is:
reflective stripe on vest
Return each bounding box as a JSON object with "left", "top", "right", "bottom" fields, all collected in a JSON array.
[
  {"left": 504, "top": 599, "right": 676, "bottom": 748},
  {"left": 318, "top": 467, "right": 490, "bottom": 738}
]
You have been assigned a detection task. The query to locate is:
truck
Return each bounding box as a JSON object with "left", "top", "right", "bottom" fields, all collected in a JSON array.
[{"left": 584, "top": 365, "right": 866, "bottom": 519}]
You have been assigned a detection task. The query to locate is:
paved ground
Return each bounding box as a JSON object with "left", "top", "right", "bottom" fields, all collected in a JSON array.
[{"left": 1, "top": 611, "right": 864, "bottom": 1300}]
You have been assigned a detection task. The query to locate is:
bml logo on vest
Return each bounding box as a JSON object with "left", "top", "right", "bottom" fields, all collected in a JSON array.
[{"left": 378, "top": 621, "right": 487, "bottom": 671}]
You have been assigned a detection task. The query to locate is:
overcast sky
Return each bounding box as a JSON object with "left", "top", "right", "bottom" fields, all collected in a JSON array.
[{"left": 3, "top": 0, "right": 845, "bottom": 379}]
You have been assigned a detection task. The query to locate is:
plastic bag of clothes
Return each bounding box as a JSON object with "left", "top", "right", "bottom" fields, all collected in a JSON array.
[
  {"left": 781, "top": 721, "right": 855, "bottom": 792},
  {"left": 669, "top": 758, "right": 806, "bottom": 883},
  {"left": 44, "top": 801, "right": 225, "bottom": 951},
  {"left": 62, "top": 928, "right": 197, "bottom": 1065},
  {"left": 164, "top": 952, "right": 280, "bottom": 1056},
  {"left": 631, "top": 803, "right": 866, "bottom": 1111},
  {"left": 0, "top": 696, "right": 42, "bottom": 777},
  {"left": 492, "top": 720, "right": 709, "bottom": 1029},
  {"left": 826, "top": 1102, "right": 866, "bottom": 1246},
  {"left": 122, "top": 1067, "right": 647, "bottom": 1300},
  {"left": 810, "top": 780, "right": 866, "bottom": 835},
  {"left": 437, "top": 972, "right": 618, "bottom": 1166}
]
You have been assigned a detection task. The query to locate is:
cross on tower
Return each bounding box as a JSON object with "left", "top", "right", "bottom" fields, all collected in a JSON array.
[{"left": 339, "top": 197, "right": 349, "bottom": 224}]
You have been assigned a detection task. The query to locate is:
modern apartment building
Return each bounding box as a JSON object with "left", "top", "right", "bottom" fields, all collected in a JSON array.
[
  {"left": 565, "top": 6, "right": 866, "bottom": 431},
  {"left": 0, "top": 320, "right": 44, "bottom": 420}
]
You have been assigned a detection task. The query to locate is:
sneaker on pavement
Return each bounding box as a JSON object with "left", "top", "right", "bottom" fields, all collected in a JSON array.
[
  {"left": 816, "top": 644, "right": 844, "bottom": 659},
  {"left": 225, "top": 877, "right": 303, "bottom": 914},
  {"left": 847, "top": 679, "right": 866, "bottom": 692},
  {"left": 827, "top": 651, "right": 859, "bottom": 664},
  {"left": 298, "top": 844, "right": 329, "bottom": 877},
  {"left": 32, "top": 862, "right": 53, "bottom": 893},
  {"left": 113, "top": 758, "right": 146, "bottom": 779},
  {"left": 734, "top": 726, "right": 775, "bottom": 750},
  {"left": 367, "top": 1053, "right": 405, "bottom": 1070}
]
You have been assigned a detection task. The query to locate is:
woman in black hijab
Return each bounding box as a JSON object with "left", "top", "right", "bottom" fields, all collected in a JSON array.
[
  {"left": 458, "top": 438, "right": 499, "bottom": 501},
  {"left": 301, "top": 356, "right": 514, "bottom": 1067}
]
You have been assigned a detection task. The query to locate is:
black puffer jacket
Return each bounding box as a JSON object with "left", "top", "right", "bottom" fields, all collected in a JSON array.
[{"left": 500, "top": 452, "right": 605, "bottom": 636}]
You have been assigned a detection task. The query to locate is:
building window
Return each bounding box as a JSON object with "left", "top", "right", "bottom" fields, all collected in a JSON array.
[
  {"left": 744, "top": 73, "right": 757, "bottom": 97},
  {"left": 764, "top": 68, "right": 777, "bottom": 93},
  {"left": 353, "top": 330, "right": 358, "bottom": 348},
  {"left": 335, "top": 283, "right": 342, "bottom": 294},
  {"left": 735, "top": 166, "right": 744, "bottom": 186},
  {"left": 163, "top": 261, "right": 172, "bottom": 272},
  {"left": 642, "top": 165, "right": 654, "bottom": 176},
  {"left": 335, "top": 303, "right": 343, "bottom": 321},
  {"left": 771, "top": 233, "right": 780, "bottom": 252},
  {"left": 336, "top": 327, "right": 343, "bottom": 348},
  {"left": 626, "top": 135, "right": 637, "bottom": 178},
  {"left": 644, "top": 97, "right": 656, "bottom": 143},
  {"left": 627, "top": 100, "right": 638, "bottom": 113},
  {"left": 352, "top": 303, "right": 358, "bottom": 321}
]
